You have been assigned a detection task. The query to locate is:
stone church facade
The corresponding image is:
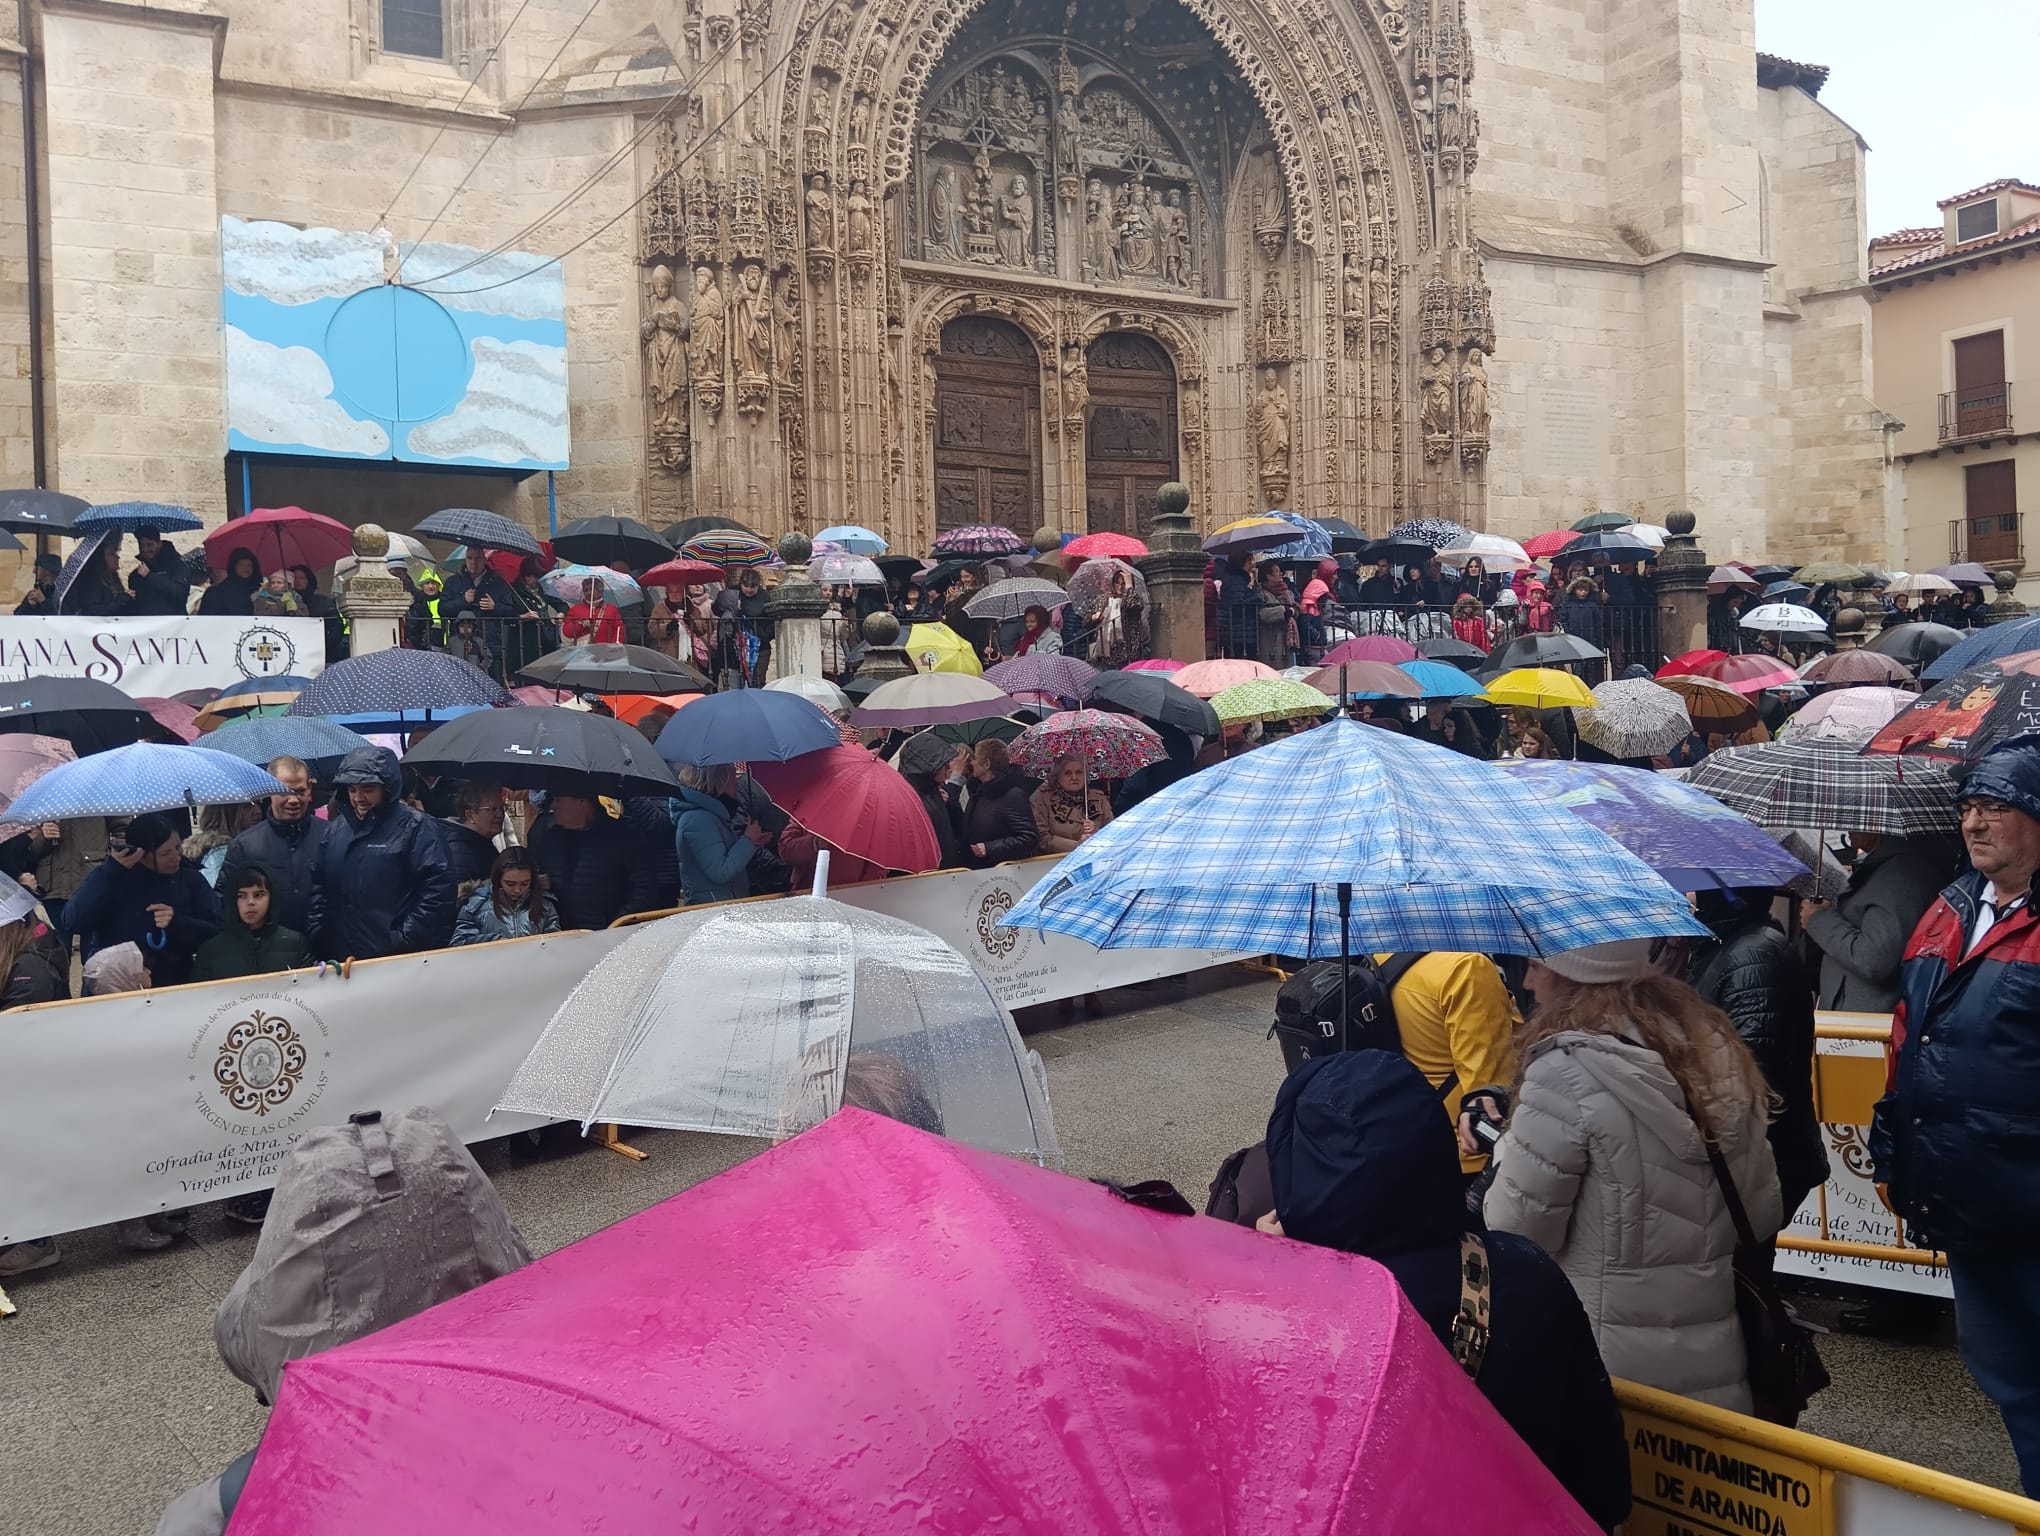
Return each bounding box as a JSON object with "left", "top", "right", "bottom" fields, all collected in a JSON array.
[{"left": 0, "top": 0, "right": 1885, "bottom": 566}]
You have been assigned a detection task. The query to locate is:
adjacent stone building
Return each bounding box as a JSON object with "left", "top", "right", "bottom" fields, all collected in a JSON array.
[{"left": 0, "top": 0, "right": 1887, "bottom": 561}]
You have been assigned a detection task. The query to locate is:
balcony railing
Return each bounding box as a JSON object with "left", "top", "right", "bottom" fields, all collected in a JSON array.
[
  {"left": 1939, "top": 381, "right": 2015, "bottom": 442},
  {"left": 1949, "top": 516, "right": 2023, "bottom": 567}
]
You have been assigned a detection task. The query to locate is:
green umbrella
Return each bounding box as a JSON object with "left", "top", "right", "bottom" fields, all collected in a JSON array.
[
  {"left": 1793, "top": 561, "right": 1866, "bottom": 585},
  {"left": 929, "top": 715, "right": 1028, "bottom": 747},
  {"left": 1570, "top": 511, "right": 1635, "bottom": 533}
]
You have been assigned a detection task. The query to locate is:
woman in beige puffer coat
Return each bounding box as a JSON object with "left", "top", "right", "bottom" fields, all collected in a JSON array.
[{"left": 1483, "top": 938, "right": 1783, "bottom": 1412}]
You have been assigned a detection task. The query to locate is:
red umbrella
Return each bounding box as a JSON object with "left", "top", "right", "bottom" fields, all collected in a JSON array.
[
  {"left": 1062, "top": 532, "right": 1148, "bottom": 560},
  {"left": 1321, "top": 635, "right": 1419, "bottom": 665},
  {"left": 1656, "top": 649, "right": 1730, "bottom": 679},
  {"left": 748, "top": 747, "right": 940, "bottom": 874},
  {"left": 1521, "top": 530, "right": 1575, "bottom": 560},
  {"left": 134, "top": 696, "right": 201, "bottom": 744},
  {"left": 204, "top": 506, "right": 354, "bottom": 572},
  {"left": 488, "top": 543, "right": 550, "bottom": 584},
  {"left": 641, "top": 559, "right": 726, "bottom": 589},
  {"left": 1672, "top": 652, "right": 1798, "bottom": 695}
]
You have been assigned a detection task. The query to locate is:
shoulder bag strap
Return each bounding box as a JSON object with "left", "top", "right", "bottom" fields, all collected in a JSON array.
[
  {"left": 1450, "top": 1233, "right": 1492, "bottom": 1379},
  {"left": 1681, "top": 1092, "right": 1760, "bottom": 1251}
]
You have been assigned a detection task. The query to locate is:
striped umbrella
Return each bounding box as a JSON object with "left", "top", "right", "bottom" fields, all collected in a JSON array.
[
  {"left": 678, "top": 529, "right": 775, "bottom": 568},
  {"left": 1011, "top": 709, "right": 1166, "bottom": 780},
  {"left": 1211, "top": 679, "right": 1337, "bottom": 724},
  {"left": 1201, "top": 517, "right": 1295, "bottom": 557},
  {"left": 1654, "top": 674, "right": 1759, "bottom": 732},
  {"left": 931, "top": 524, "right": 1027, "bottom": 557}
]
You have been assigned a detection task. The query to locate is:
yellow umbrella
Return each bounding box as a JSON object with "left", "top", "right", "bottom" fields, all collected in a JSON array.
[
  {"left": 906, "top": 622, "right": 983, "bottom": 676},
  {"left": 1482, "top": 667, "right": 1599, "bottom": 710}
]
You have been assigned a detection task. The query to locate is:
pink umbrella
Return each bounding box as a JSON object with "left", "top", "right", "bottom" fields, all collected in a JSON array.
[
  {"left": 0, "top": 733, "right": 73, "bottom": 818},
  {"left": 1321, "top": 635, "right": 1420, "bottom": 665},
  {"left": 1063, "top": 531, "right": 1148, "bottom": 560},
  {"left": 1787, "top": 685, "right": 1915, "bottom": 744},
  {"left": 233, "top": 1111, "right": 1597, "bottom": 1535},
  {"left": 1173, "top": 657, "right": 1281, "bottom": 699},
  {"left": 1521, "top": 530, "right": 1576, "bottom": 560},
  {"left": 1122, "top": 657, "right": 1184, "bottom": 673},
  {"left": 133, "top": 696, "right": 200, "bottom": 743},
  {"left": 203, "top": 506, "right": 355, "bottom": 573}
]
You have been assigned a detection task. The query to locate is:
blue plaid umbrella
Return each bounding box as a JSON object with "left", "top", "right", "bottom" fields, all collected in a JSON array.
[
  {"left": 1495, "top": 759, "right": 1810, "bottom": 892},
  {"left": 1261, "top": 512, "right": 1333, "bottom": 561},
  {"left": 1000, "top": 719, "right": 1704, "bottom": 957},
  {"left": 414, "top": 507, "right": 545, "bottom": 557},
  {"left": 285, "top": 650, "right": 509, "bottom": 732},
  {"left": 203, "top": 715, "right": 365, "bottom": 781},
  {"left": 1922, "top": 616, "right": 2040, "bottom": 681},
  {"left": 74, "top": 501, "right": 203, "bottom": 535},
  {"left": 1, "top": 742, "right": 285, "bottom": 827}
]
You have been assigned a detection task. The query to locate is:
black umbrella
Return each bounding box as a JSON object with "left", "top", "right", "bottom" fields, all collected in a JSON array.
[
  {"left": 400, "top": 706, "right": 681, "bottom": 799},
  {"left": 1087, "top": 669, "right": 1222, "bottom": 737},
  {"left": 660, "top": 516, "right": 756, "bottom": 545},
  {"left": 923, "top": 557, "right": 974, "bottom": 591},
  {"left": 1414, "top": 633, "right": 1489, "bottom": 669},
  {"left": 414, "top": 507, "right": 545, "bottom": 557},
  {"left": 0, "top": 489, "right": 83, "bottom": 535},
  {"left": 1760, "top": 580, "right": 1813, "bottom": 605},
  {"left": 1750, "top": 564, "right": 1797, "bottom": 583},
  {"left": 1865, "top": 621, "right": 1964, "bottom": 670},
  {"left": 1310, "top": 517, "right": 1368, "bottom": 554},
  {"left": 874, "top": 554, "right": 926, "bottom": 581},
  {"left": 0, "top": 675, "right": 155, "bottom": 754},
  {"left": 517, "top": 644, "right": 710, "bottom": 696},
  {"left": 1359, "top": 537, "right": 1436, "bottom": 569},
  {"left": 924, "top": 716, "right": 1027, "bottom": 749},
  {"left": 842, "top": 675, "right": 887, "bottom": 699},
  {"left": 551, "top": 516, "right": 673, "bottom": 570},
  {"left": 1557, "top": 530, "right": 1656, "bottom": 563},
  {"left": 1495, "top": 632, "right": 1606, "bottom": 668}
]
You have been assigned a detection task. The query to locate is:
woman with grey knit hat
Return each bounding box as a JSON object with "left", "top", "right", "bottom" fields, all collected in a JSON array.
[{"left": 1482, "top": 937, "right": 1784, "bottom": 1413}]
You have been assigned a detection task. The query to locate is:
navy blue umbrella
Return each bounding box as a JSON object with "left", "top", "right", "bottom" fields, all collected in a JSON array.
[
  {"left": 654, "top": 688, "right": 840, "bottom": 768},
  {"left": 285, "top": 650, "right": 510, "bottom": 733},
  {"left": 1922, "top": 617, "right": 2040, "bottom": 682},
  {"left": 1, "top": 742, "right": 286, "bottom": 828},
  {"left": 74, "top": 501, "right": 204, "bottom": 535},
  {"left": 414, "top": 507, "right": 545, "bottom": 557},
  {"left": 202, "top": 715, "right": 365, "bottom": 782}
]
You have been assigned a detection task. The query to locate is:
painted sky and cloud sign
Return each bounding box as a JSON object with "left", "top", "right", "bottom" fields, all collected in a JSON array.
[{"left": 221, "top": 216, "right": 570, "bottom": 472}]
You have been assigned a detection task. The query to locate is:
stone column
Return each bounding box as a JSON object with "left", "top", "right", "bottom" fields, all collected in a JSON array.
[
  {"left": 1984, "top": 570, "right": 2031, "bottom": 626},
  {"left": 765, "top": 533, "right": 828, "bottom": 684},
  {"left": 1830, "top": 608, "right": 1866, "bottom": 651},
  {"left": 852, "top": 611, "right": 915, "bottom": 685},
  {"left": 1653, "top": 509, "right": 1709, "bottom": 661},
  {"left": 1137, "top": 482, "right": 1208, "bottom": 665},
  {"left": 338, "top": 525, "right": 414, "bottom": 657}
]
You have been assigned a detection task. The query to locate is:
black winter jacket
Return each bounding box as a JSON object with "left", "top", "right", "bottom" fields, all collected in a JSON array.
[
  {"left": 61, "top": 569, "right": 128, "bottom": 617},
  {"left": 438, "top": 819, "right": 500, "bottom": 890},
  {"left": 617, "top": 797, "right": 682, "bottom": 912},
  {"left": 904, "top": 773, "right": 963, "bottom": 870},
  {"left": 961, "top": 769, "right": 1038, "bottom": 866},
  {"left": 308, "top": 748, "right": 457, "bottom": 959},
  {"left": 62, "top": 856, "right": 221, "bottom": 987},
  {"left": 1555, "top": 594, "right": 1606, "bottom": 647},
  {"left": 219, "top": 813, "right": 330, "bottom": 938},
  {"left": 191, "top": 919, "right": 313, "bottom": 983},
  {"left": 127, "top": 548, "right": 192, "bottom": 615},
  {"left": 528, "top": 812, "right": 663, "bottom": 930},
  {"left": 1688, "top": 907, "right": 1829, "bottom": 1218},
  {"left": 1267, "top": 1053, "right": 1632, "bottom": 1531}
]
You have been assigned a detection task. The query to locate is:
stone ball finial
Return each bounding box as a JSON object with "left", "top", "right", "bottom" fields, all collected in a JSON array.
[
  {"left": 1996, "top": 568, "right": 2020, "bottom": 595},
  {"left": 1664, "top": 509, "right": 1696, "bottom": 537},
  {"left": 778, "top": 531, "right": 813, "bottom": 567},
  {"left": 1032, "top": 525, "right": 1061, "bottom": 553},
  {"left": 1155, "top": 482, "right": 1191, "bottom": 519},
  {"left": 862, "top": 610, "right": 902, "bottom": 646},
  {"left": 352, "top": 522, "right": 391, "bottom": 559},
  {"left": 1833, "top": 606, "right": 1866, "bottom": 636}
]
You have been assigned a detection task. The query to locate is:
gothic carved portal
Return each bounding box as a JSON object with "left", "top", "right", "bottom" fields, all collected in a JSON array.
[{"left": 932, "top": 316, "right": 1042, "bottom": 537}]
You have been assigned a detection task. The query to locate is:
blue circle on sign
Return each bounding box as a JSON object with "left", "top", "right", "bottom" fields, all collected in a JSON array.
[{"left": 324, "top": 285, "right": 470, "bottom": 425}]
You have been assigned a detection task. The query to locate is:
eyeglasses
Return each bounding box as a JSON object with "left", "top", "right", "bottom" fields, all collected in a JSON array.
[{"left": 1960, "top": 799, "right": 2017, "bottom": 823}]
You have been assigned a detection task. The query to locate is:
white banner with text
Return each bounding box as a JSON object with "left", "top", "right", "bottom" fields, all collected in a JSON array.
[{"left": 0, "top": 615, "right": 325, "bottom": 695}]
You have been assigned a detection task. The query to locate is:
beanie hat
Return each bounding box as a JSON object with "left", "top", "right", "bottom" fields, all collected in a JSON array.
[{"left": 1542, "top": 937, "right": 1663, "bottom": 985}]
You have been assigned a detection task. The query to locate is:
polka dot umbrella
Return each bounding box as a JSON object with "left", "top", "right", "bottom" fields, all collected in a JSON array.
[{"left": 284, "top": 650, "right": 509, "bottom": 732}]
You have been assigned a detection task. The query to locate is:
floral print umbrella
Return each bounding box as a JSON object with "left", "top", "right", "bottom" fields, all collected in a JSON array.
[
  {"left": 931, "top": 524, "right": 1028, "bottom": 557},
  {"left": 1012, "top": 709, "right": 1166, "bottom": 780}
]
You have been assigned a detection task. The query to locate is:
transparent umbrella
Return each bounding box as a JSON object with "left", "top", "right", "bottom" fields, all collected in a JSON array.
[{"left": 496, "top": 897, "right": 1061, "bottom": 1166}]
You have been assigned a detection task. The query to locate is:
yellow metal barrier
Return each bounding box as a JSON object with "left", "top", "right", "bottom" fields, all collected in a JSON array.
[{"left": 1621, "top": 1379, "right": 2040, "bottom": 1535}]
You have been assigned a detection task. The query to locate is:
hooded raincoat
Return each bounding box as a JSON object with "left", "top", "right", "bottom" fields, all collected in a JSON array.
[{"left": 306, "top": 747, "right": 457, "bottom": 959}]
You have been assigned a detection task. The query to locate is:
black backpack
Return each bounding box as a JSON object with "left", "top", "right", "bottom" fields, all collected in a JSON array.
[{"left": 1269, "top": 954, "right": 1426, "bottom": 1074}]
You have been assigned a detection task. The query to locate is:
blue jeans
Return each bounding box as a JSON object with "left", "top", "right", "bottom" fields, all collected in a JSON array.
[{"left": 1951, "top": 1249, "right": 2040, "bottom": 1493}]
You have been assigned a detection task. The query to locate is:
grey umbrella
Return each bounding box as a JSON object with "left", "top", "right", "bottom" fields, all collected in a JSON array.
[
  {"left": 0, "top": 489, "right": 84, "bottom": 535},
  {"left": 414, "top": 507, "right": 545, "bottom": 557}
]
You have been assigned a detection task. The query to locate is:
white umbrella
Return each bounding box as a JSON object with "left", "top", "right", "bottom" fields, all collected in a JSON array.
[
  {"left": 1885, "top": 572, "right": 1958, "bottom": 598},
  {"left": 1739, "top": 602, "right": 1828, "bottom": 634},
  {"left": 1780, "top": 686, "right": 1914, "bottom": 744},
  {"left": 765, "top": 674, "right": 850, "bottom": 713},
  {"left": 1627, "top": 524, "right": 1670, "bottom": 549},
  {"left": 1439, "top": 532, "right": 1532, "bottom": 571}
]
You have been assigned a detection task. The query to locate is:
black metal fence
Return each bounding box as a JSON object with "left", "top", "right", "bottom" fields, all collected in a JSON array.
[{"left": 1219, "top": 598, "right": 1662, "bottom": 676}]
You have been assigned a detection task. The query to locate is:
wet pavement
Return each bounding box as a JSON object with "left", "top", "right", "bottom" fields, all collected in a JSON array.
[{"left": 0, "top": 970, "right": 2015, "bottom": 1533}]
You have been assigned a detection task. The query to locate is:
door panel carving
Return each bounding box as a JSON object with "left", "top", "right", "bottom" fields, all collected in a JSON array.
[
  {"left": 934, "top": 316, "right": 1041, "bottom": 535},
  {"left": 1084, "top": 332, "right": 1177, "bottom": 538}
]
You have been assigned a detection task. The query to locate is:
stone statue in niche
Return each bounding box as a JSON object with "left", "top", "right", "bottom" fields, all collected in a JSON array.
[
  {"left": 1343, "top": 253, "right": 1366, "bottom": 317},
  {"left": 805, "top": 174, "right": 834, "bottom": 250},
  {"left": 1084, "top": 178, "right": 1119, "bottom": 282},
  {"left": 1117, "top": 182, "right": 1156, "bottom": 276},
  {"left": 1421, "top": 345, "right": 1455, "bottom": 448},
  {"left": 847, "top": 179, "right": 874, "bottom": 255},
  {"left": 1253, "top": 366, "right": 1290, "bottom": 480},
  {"left": 928, "top": 165, "right": 965, "bottom": 261},
  {"left": 641, "top": 264, "right": 690, "bottom": 435},
  {"left": 775, "top": 272, "right": 802, "bottom": 380},
  {"left": 1369, "top": 256, "right": 1389, "bottom": 318},
  {"left": 995, "top": 175, "right": 1034, "bottom": 267},
  {"left": 1459, "top": 347, "right": 1490, "bottom": 439},
  {"left": 1055, "top": 91, "right": 1082, "bottom": 182},
  {"left": 693, "top": 267, "right": 726, "bottom": 414},
  {"left": 1156, "top": 190, "right": 1189, "bottom": 287},
  {"left": 1336, "top": 176, "right": 1358, "bottom": 228},
  {"left": 731, "top": 263, "right": 773, "bottom": 382},
  {"left": 849, "top": 94, "right": 871, "bottom": 143}
]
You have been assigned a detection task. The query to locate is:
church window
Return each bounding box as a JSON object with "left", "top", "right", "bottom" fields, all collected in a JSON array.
[
  {"left": 382, "top": 0, "right": 446, "bottom": 59},
  {"left": 1957, "top": 199, "right": 2001, "bottom": 243}
]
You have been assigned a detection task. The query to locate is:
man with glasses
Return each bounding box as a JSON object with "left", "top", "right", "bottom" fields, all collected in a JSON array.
[
  {"left": 1873, "top": 734, "right": 2040, "bottom": 1492},
  {"left": 218, "top": 755, "right": 328, "bottom": 938}
]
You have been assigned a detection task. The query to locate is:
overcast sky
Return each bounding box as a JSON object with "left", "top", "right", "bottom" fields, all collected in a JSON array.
[{"left": 1756, "top": 0, "right": 2040, "bottom": 235}]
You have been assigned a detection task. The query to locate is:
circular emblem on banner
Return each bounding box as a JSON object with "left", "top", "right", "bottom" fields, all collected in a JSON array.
[
  {"left": 213, "top": 1010, "right": 308, "bottom": 1113},
  {"left": 977, "top": 885, "right": 1019, "bottom": 958},
  {"left": 965, "top": 876, "right": 1036, "bottom": 976},
  {"left": 235, "top": 625, "right": 298, "bottom": 679}
]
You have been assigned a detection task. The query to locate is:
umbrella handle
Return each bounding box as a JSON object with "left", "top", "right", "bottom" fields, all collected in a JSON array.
[{"left": 143, "top": 927, "right": 168, "bottom": 951}]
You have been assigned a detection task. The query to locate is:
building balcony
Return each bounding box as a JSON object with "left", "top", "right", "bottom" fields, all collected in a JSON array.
[
  {"left": 1939, "top": 382, "right": 2015, "bottom": 443},
  {"left": 1950, "top": 515, "right": 2023, "bottom": 568}
]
